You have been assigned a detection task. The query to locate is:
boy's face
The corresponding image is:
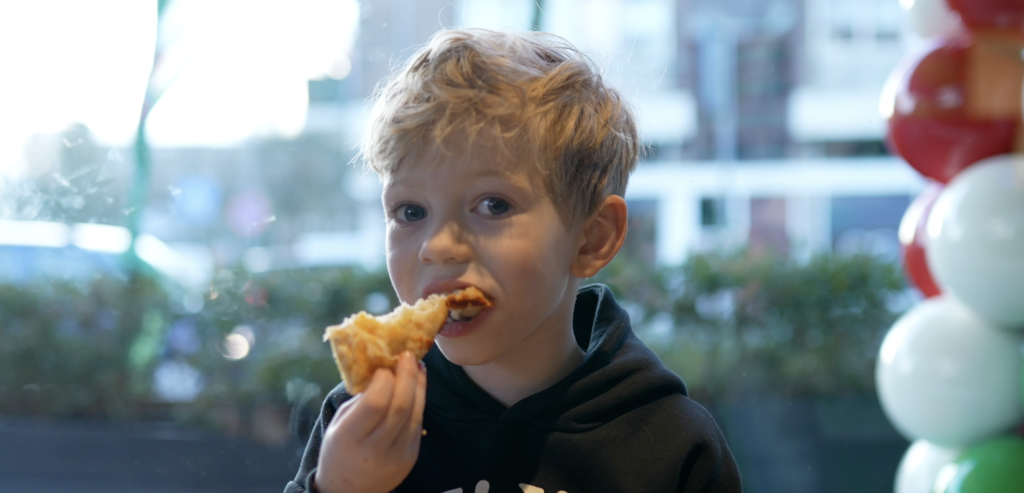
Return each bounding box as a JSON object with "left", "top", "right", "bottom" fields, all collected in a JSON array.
[{"left": 382, "top": 144, "right": 582, "bottom": 367}]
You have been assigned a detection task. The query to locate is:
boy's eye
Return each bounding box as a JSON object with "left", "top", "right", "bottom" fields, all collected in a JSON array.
[
  {"left": 476, "top": 197, "right": 512, "bottom": 216},
  {"left": 399, "top": 204, "right": 426, "bottom": 222}
]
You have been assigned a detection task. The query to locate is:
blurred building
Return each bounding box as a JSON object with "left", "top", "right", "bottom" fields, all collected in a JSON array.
[
  {"left": 291, "top": 0, "right": 923, "bottom": 270},
  {"left": 626, "top": 0, "right": 922, "bottom": 264}
]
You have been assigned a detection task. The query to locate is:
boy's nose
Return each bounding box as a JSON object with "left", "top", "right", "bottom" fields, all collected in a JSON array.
[{"left": 419, "top": 222, "right": 471, "bottom": 265}]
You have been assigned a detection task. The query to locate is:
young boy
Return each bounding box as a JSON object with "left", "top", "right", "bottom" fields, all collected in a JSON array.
[{"left": 286, "top": 28, "right": 741, "bottom": 493}]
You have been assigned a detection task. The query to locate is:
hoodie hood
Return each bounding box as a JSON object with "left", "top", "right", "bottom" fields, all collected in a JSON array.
[{"left": 425, "top": 283, "right": 688, "bottom": 433}]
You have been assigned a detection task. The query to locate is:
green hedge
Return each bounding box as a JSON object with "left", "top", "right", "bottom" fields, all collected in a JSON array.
[
  {"left": 0, "top": 252, "right": 905, "bottom": 437},
  {"left": 594, "top": 252, "right": 905, "bottom": 401}
]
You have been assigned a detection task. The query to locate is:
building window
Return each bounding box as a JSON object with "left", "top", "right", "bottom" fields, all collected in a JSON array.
[
  {"left": 830, "top": 0, "right": 856, "bottom": 41},
  {"left": 700, "top": 197, "right": 727, "bottom": 228},
  {"left": 826, "top": 0, "right": 903, "bottom": 45},
  {"left": 831, "top": 195, "right": 910, "bottom": 260}
]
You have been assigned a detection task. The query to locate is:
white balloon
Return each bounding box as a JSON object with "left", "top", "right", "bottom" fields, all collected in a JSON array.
[
  {"left": 926, "top": 155, "right": 1024, "bottom": 329},
  {"left": 900, "top": 0, "right": 963, "bottom": 38},
  {"left": 876, "top": 296, "right": 1024, "bottom": 448},
  {"left": 895, "top": 440, "right": 960, "bottom": 493}
]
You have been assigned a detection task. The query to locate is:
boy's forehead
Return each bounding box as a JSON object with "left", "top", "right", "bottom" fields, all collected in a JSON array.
[
  {"left": 385, "top": 141, "right": 545, "bottom": 188},
  {"left": 384, "top": 162, "right": 537, "bottom": 196}
]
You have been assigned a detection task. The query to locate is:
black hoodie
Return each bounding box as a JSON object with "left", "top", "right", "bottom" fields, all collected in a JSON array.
[{"left": 285, "top": 284, "right": 742, "bottom": 493}]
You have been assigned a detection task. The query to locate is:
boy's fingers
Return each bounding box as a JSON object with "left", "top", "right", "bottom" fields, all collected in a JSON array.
[
  {"left": 327, "top": 393, "right": 362, "bottom": 428},
  {"left": 341, "top": 368, "right": 395, "bottom": 439},
  {"left": 371, "top": 352, "right": 419, "bottom": 446},
  {"left": 402, "top": 361, "right": 428, "bottom": 457}
]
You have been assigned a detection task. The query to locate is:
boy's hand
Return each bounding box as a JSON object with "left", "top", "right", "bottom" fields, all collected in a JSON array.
[{"left": 314, "top": 351, "right": 427, "bottom": 493}]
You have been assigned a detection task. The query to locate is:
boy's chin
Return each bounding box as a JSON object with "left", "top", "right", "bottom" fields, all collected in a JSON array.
[{"left": 435, "top": 339, "right": 498, "bottom": 367}]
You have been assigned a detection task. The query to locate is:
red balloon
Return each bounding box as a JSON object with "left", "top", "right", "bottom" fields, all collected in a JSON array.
[
  {"left": 885, "top": 36, "right": 1018, "bottom": 184},
  {"left": 898, "top": 183, "right": 944, "bottom": 298},
  {"left": 948, "top": 0, "right": 1024, "bottom": 33}
]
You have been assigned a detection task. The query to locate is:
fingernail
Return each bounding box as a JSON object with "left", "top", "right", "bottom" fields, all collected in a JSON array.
[{"left": 418, "top": 360, "right": 426, "bottom": 372}]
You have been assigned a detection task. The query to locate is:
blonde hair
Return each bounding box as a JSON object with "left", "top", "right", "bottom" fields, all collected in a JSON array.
[{"left": 360, "top": 28, "right": 641, "bottom": 223}]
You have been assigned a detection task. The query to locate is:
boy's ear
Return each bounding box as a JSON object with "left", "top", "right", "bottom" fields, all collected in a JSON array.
[{"left": 571, "top": 195, "right": 628, "bottom": 279}]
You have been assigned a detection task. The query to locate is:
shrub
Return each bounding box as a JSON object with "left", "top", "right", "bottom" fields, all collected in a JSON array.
[
  {"left": 593, "top": 251, "right": 907, "bottom": 402},
  {"left": 0, "top": 251, "right": 905, "bottom": 437}
]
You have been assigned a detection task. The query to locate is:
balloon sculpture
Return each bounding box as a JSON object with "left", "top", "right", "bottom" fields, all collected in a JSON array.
[
  {"left": 898, "top": 183, "right": 944, "bottom": 298},
  {"left": 883, "top": 1, "right": 1024, "bottom": 492}
]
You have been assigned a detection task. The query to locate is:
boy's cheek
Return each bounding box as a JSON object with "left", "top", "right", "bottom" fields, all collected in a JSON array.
[{"left": 385, "top": 254, "right": 418, "bottom": 301}]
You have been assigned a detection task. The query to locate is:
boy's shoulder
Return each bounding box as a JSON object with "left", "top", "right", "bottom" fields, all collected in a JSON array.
[{"left": 571, "top": 284, "right": 732, "bottom": 439}]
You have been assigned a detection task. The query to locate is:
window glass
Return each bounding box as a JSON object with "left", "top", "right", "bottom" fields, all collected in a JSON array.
[{"left": 2, "top": 1, "right": 931, "bottom": 491}]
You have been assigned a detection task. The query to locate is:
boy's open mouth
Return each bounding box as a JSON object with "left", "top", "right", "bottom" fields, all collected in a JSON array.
[
  {"left": 444, "top": 288, "right": 491, "bottom": 326},
  {"left": 440, "top": 301, "right": 491, "bottom": 338},
  {"left": 437, "top": 287, "right": 492, "bottom": 335},
  {"left": 447, "top": 303, "right": 485, "bottom": 323}
]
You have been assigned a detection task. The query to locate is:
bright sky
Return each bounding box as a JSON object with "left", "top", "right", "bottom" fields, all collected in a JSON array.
[{"left": 0, "top": 0, "right": 359, "bottom": 177}]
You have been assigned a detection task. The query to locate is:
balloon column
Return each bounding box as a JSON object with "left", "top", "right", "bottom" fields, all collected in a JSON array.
[{"left": 881, "top": 2, "right": 1024, "bottom": 492}]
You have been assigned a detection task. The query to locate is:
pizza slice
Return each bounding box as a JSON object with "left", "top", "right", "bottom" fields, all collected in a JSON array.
[{"left": 323, "top": 287, "right": 491, "bottom": 394}]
